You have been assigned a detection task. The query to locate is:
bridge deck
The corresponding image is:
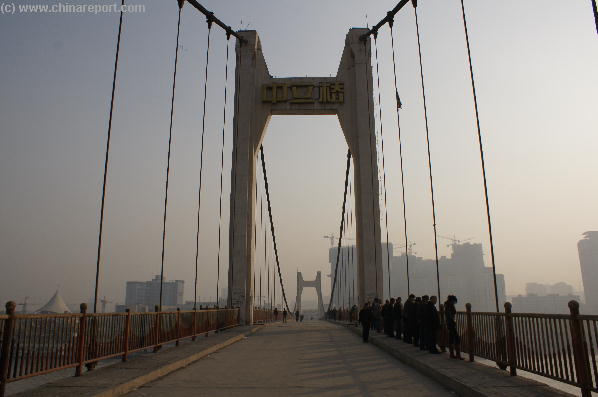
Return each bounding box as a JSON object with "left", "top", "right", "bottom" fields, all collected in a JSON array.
[{"left": 126, "top": 320, "right": 452, "bottom": 397}]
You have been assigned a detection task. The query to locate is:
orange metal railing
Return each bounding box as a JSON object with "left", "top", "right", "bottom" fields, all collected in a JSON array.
[
  {"left": 340, "top": 300, "right": 597, "bottom": 397},
  {"left": 452, "top": 301, "right": 598, "bottom": 396},
  {"left": 326, "top": 307, "right": 358, "bottom": 322},
  {"left": 252, "top": 308, "right": 279, "bottom": 324},
  {"left": 0, "top": 302, "right": 239, "bottom": 395}
]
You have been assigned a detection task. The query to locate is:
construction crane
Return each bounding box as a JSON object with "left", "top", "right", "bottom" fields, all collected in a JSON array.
[
  {"left": 438, "top": 234, "right": 473, "bottom": 248},
  {"left": 100, "top": 296, "right": 112, "bottom": 313},
  {"left": 323, "top": 234, "right": 355, "bottom": 248},
  {"left": 393, "top": 242, "right": 417, "bottom": 255}
]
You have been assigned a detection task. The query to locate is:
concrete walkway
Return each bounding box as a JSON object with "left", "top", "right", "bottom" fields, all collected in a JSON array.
[
  {"left": 12, "top": 325, "right": 259, "bottom": 397},
  {"left": 126, "top": 320, "right": 454, "bottom": 397},
  {"left": 341, "top": 322, "right": 574, "bottom": 397}
]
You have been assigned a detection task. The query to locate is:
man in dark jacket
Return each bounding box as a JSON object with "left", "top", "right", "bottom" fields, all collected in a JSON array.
[
  {"left": 445, "top": 295, "right": 463, "bottom": 359},
  {"left": 426, "top": 296, "right": 440, "bottom": 354},
  {"left": 393, "top": 297, "right": 402, "bottom": 339},
  {"left": 417, "top": 296, "right": 428, "bottom": 350},
  {"left": 381, "top": 300, "right": 388, "bottom": 334},
  {"left": 411, "top": 297, "right": 421, "bottom": 346},
  {"left": 383, "top": 299, "right": 395, "bottom": 336},
  {"left": 372, "top": 299, "right": 382, "bottom": 333},
  {"left": 403, "top": 294, "right": 415, "bottom": 343},
  {"left": 359, "top": 302, "right": 373, "bottom": 342}
]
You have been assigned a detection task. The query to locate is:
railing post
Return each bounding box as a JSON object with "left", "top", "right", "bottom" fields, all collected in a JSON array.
[
  {"left": 153, "top": 305, "right": 161, "bottom": 353},
  {"left": 122, "top": 309, "right": 131, "bottom": 362},
  {"left": 466, "top": 303, "right": 475, "bottom": 362},
  {"left": 495, "top": 313, "right": 508, "bottom": 371},
  {"left": 175, "top": 308, "right": 181, "bottom": 347},
  {"left": 569, "top": 300, "right": 592, "bottom": 397},
  {"left": 504, "top": 302, "right": 517, "bottom": 376},
  {"left": 75, "top": 303, "right": 88, "bottom": 377},
  {"left": 191, "top": 309, "right": 197, "bottom": 341},
  {"left": 0, "top": 301, "right": 17, "bottom": 397}
]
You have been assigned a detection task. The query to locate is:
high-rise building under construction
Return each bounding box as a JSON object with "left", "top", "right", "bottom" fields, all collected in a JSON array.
[{"left": 578, "top": 231, "right": 598, "bottom": 313}]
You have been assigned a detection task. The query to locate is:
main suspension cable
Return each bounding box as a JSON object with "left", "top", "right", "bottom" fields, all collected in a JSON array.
[
  {"left": 159, "top": 0, "right": 184, "bottom": 310},
  {"left": 460, "top": 0, "right": 499, "bottom": 312},
  {"left": 413, "top": 2, "right": 441, "bottom": 303},
  {"left": 214, "top": 32, "right": 230, "bottom": 309},
  {"left": 93, "top": 0, "right": 125, "bottom": 314},
  {"left": 373, "top": 32, "right": 393, "bottom": 300},
  {"left": 388, "top": 17, "right": 411, "bottom": 296},
  {"left": 328, "top": 149, "right": 352, "bottom": 311},
  {"left": 260, "top": 145, "right": 291, "bottom": 313},
  {"left": 193, "top": 17, "right": 212, "bottom": 309},
  {"left": 592, "top": 0, "right": 598, "bottom": 35}
]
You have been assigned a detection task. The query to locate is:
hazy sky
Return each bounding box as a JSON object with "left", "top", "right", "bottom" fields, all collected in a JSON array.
[{"left": 0, "top": 0, "right": 596, "bottom": 310}]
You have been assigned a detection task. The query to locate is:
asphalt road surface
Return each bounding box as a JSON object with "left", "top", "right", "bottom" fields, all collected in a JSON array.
[{"left": 126, "top": 320, "right": 454, "bottom": 397}]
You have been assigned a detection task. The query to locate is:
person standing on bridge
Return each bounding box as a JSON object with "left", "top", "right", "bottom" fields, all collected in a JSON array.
[
  {"left": 414, "top": 295, "right": 429, "bottom": 350},
  {"left": 283, "top": 308, "right": 288, "bottom": 323},
  {"left": 381, "top": 299, "right": 389, "bottom": 335},
  {"left": 425, "top": 296, "right": 441, "bottom": 354},
  {"left": 295, "top": 310, "right": 299, "bottom": 322},
  {"left": 372, "top": 298, "right": 382, "bottom": 333},
  {"left": 274, "top": 307, "right": 279, "bottom": 321},
  {"left": 359, "top": 302, "right": 373, "bottom": 342},
  {"left": 403, "top": 294, "right": 415, "bottom": 344},
  {"left": 445, "top": 295, "right": 464, "bottom": 360},
  {"left": 384, "top": 298, "right": 395, "bottom": 337},
  {"left": 393, "top": 297, "right": 403, "bottom": 339}
]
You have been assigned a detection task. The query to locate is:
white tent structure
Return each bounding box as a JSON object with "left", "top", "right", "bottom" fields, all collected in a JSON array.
[{"left": 36, "top": 290, "right": 71, "bottom": 314}]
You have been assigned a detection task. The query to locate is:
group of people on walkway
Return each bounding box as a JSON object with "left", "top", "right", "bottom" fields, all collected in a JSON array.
[{"left": 358, "top": 294, "right": 464, "bottom": 360}]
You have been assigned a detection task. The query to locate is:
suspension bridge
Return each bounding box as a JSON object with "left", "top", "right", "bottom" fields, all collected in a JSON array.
[{"left": 1, "top": 0, "right": 598, "bottom": 396}]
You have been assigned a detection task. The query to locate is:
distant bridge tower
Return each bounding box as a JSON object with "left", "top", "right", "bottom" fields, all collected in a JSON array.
[{"left": 296, "top": 271, "right": 324, "bottom": 318}]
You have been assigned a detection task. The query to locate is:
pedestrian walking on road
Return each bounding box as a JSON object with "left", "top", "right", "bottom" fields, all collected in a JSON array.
[
  {"left": 274, "top": 308, "right": 278, "bottom": 321},
  {"left": 295, "top": 310, "right": 299, "bottom": 322},
  {"left": 283, "top": 309, "right": 288, "bottom": 323},
  {"left": 359, "top": 302, "right": 373, "bottom": 342}
]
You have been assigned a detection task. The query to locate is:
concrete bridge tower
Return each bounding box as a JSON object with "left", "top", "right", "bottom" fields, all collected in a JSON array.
[
  {"left": 228, "top": 29, "right": 383, "bottom": 324},
  {"left": 296, "top": 271, "right": 325, "bottom": 318}
]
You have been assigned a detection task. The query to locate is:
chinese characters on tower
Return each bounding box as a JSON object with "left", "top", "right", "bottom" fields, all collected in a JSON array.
[{"left": 261, "top": 82, "right": 344, "bottom": 104}]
